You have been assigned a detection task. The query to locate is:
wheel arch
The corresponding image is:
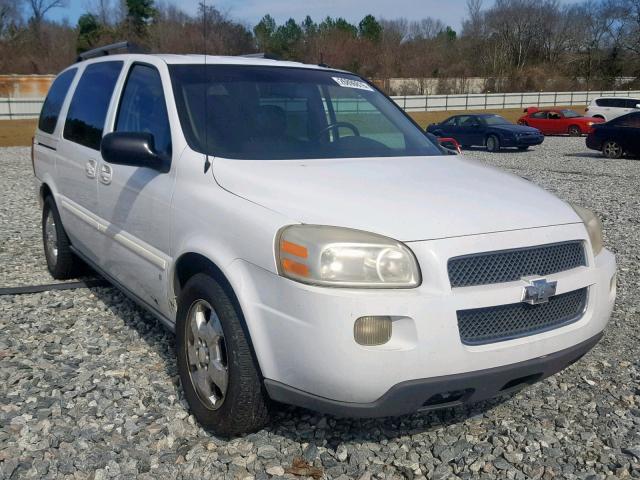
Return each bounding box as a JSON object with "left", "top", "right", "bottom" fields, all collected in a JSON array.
[{"left": 172, "top": 252, "right": 267, "bottom": 378}]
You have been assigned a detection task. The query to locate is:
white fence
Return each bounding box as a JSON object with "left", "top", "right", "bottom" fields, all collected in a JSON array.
[
  {"left": 2, "top": 89, "right": 640, "bottom": 120},
  {"left": 392, "top": 89, "right": 640, "bottom": 112},
  {"left": 0, "top": 97, "right": 46, "bottom": 120}
]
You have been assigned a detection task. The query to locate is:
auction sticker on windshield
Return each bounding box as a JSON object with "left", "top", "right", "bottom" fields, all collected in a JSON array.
[{"left": 332, "top": 77, "right": 374, "bottom": 91}]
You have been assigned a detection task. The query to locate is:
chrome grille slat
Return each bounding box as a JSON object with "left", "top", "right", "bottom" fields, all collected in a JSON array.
[
  {"left": 448, "top": 241, "right": 586, "bottom": 288},
  {"left": 457, "top": 287, "right": 588, "bottom": 345}
]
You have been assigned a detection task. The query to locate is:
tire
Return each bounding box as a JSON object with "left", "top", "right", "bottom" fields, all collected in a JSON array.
[
  {"left": 568, "top": 125, "right": 582, "bottom": 137},
  {"left": 176, "top": 273, "right": 270, "bottom": 436},
  {"left": 42, "top": 195, "right": 84, "bottom": 279},
  {"left": 486, "top": 135, "right": 500, "bottom": 152},
  {"left": 602, "top": 140, "right": 623, "bottom": 159}
]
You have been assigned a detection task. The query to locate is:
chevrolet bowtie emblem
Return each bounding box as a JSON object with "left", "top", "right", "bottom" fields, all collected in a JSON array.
[{"left": 521, "top": 277, "right": 557, "bottom": 305}]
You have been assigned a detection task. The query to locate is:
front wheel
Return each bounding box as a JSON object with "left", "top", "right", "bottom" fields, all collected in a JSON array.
[
  {"left": 486, "top": 135, "right": 500, "bottom": 152},
  {"left": 568, "top": 125, "right": 582, "bottom": 137},
  {"left": 602, "top": 140, "right": 623, "bottom": 159},
  {"left": 176, "top": 273, "right": 270, "bottom": 436}
]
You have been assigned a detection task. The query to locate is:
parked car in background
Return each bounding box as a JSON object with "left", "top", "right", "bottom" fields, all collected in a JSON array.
[
  {"left": 426, "top": 113, "right": 544, "bottom": 151},
  {"left": 518, "top": 107, "right": 603, "bottom": 136},
  {"left": 585, "top": 97, "right": 640, "bottom": 121},
  {"left": 586, "top": 111, "right": 640, "bottom": 159}
]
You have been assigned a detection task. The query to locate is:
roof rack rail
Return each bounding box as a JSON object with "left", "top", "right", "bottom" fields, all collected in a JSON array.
[
  {"left": 77, "top": 41, "right": 145, "bottom": 62},
  {"left": 241, "top": 52, "right": 281, "bottom": 60}
]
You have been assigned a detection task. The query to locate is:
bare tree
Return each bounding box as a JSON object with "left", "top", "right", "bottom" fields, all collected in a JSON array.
[
  {"left": 0, "top": 0, "right": 22, "bottom": 38},
  {"left": 29, "top": 0, "right": 68, "bottom": 25}
]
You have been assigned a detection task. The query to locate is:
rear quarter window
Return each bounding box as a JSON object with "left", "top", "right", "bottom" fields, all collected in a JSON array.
[
  {"left": 38, "top": 69, "right": 77, "bottom": 134},
  {"left": 63, "top": 61, "right": 123, "bottom": 150}
]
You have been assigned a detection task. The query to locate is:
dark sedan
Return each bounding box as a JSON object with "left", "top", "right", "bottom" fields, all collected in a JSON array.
[
  {"left": 586, "top": 112, "right": 640, "bottom": 159},
  {"left": 426, "top": 114, "right": 544, "bottom": 152}
]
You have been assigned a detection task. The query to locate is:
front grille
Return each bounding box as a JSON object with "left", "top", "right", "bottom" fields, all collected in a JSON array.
[
  {"left": 448, "top": 241, "right": 586, "bottom": 288},
  {"left": 457, "top": 287, "right": 587, "bottom": 345}
]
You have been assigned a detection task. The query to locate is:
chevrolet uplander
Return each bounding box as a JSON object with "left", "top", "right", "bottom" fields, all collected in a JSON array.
[{"left": 33, "top": 44, "right": 617, "bottom": 436}]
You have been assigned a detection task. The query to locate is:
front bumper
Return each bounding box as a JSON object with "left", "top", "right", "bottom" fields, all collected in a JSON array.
[
  {"left": 264, "top": 332, "right": 602, "bottom": 417},
  {"left": 229, "top": 223, "right": 616, "bottom": 411},
  {"left": 503, "top": 135, "right": 544, "bottom": 147}
]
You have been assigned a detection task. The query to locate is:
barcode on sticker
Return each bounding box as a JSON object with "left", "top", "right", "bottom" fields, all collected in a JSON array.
[{"left": 332, "top": 77, "right": 373, "bottom": 91}]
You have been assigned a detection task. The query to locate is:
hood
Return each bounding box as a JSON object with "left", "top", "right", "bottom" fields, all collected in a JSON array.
[
  {"left": 212, "top": 156, "right": 580, "bottom": 242},
  {"left": 492, "top": 124, "right": 540, "bottom": 134}
]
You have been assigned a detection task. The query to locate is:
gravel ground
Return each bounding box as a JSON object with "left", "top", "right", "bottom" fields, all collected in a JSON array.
[{"left": 1, "top": 138, "right": 639, "bottom": 480}]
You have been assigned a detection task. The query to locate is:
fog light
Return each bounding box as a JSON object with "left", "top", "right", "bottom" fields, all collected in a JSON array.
[{"left": 354, "top": 316, "right": 392, "bottom": 346}]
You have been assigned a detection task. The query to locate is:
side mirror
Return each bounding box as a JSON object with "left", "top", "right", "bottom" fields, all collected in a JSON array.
[{"left": 101, "top": 132, "right": 169, "bottom": 173}]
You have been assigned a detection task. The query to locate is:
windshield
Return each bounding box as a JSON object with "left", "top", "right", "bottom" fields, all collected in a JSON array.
[
  {"left": 169, "top": 65, "right": 441, "bottom": 160},
  {"left": 561, "top": 109, "right": 581, "bottom": 118},
  {"left": 481, "top": 115, "right": 510, "bottom": 126}
]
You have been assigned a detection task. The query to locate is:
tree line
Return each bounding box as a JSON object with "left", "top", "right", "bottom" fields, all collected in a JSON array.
[{"left": 0, "top": 0, "right": 639, "bottom": 94}]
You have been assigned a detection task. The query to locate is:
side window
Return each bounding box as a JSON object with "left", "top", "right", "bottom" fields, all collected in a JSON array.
[
  {"left": 64, "top": 61, "right": 123, "bottom": 150},
  {"left": 458, "top": 115, "right": 479, "bottom": 127},
  {"left": 626, "top": 99, "right": 640, "bottom": 109},
  {"left": 615, "top": 114, "right": 640, "bottom": 128},
  {"left": 596, "top": 99, "right": 613, "bottom": 107},
  {"left": 38, "top": 68, "right": 77, "bottom": 134},
  {"left": 531, "top": 111, "right": 547, "bottom": 119},
  {"left": 115, "top": 64, "right": 172, "bottom": 158},
  {"left": 442, "top": 117, "right": 457, "bottom": 126}
]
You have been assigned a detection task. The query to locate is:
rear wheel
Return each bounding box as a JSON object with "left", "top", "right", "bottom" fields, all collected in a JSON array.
[
  {"left": 602, "top": 140, "right": 623, "bottom": 159},
  {"left": 568, "top": 125, "right": 582, "bottom": 137},
  {"left": 42, "top": 196, "right": 84, "bottom": 279},
  {"left": 176, "top": 273, "right": 270, "bottom": 436},
  {"left": 486, "top": 135, "right": 500, "bottom": 152}
]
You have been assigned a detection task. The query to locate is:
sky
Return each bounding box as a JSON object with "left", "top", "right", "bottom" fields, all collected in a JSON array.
[{"left": 50, "top": 0, "right": 581, "bottom": 31}]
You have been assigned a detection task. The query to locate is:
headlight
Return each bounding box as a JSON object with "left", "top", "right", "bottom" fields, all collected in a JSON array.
[
  {"left": 276, "top": 225, "right": 421, "bottom": 288},
  {"left": 571, "top": 204, "right": 603, "bottom": 256},
  {"left": 587, "top": 121, "right": 594, "bottom": 126}
]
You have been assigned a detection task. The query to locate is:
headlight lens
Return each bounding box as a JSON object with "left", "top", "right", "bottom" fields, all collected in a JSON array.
[
  {"left": 571, "top": 204, "right": 604, "bottom": 256},
  {"left": 276, "top": 225, "right": 421, "bottom": 288}
]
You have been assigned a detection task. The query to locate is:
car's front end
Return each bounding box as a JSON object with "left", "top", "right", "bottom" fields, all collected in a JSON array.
[
  {"left": 169, "top": 60, "right": 615, "bottom": 421},
  {"left": 212, "top": 152, "right": 615, "bottom": 417},
  {"left": 499, "top": 128, "right": 545, "bottom": 148},
  {"left": 230, "top": 212, "right": 615, "bottom": 417}
]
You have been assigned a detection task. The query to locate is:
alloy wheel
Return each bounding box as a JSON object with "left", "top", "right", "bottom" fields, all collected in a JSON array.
[
  {"left": 603, "top": 140, "right": 622, "bottom": 159},
  {"left": 186, "top": 299, "right": 229, "bottom": 410}
]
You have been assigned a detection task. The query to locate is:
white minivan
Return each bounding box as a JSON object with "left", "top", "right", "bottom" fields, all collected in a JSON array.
[
  {"left": 34, "top": 45, "right": 617, "bottom": 436},
  {"left": 586, "top": 97, "right": 640, "bottom": 121}
]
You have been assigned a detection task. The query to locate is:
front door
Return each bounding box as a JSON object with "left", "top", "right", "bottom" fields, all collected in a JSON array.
[{"left": 97, "top": 62, "right": 176, "bottom": 313}]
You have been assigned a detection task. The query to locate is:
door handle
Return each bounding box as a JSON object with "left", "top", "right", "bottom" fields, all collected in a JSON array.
[
  {"left": 99, "top": 164, "right": 112, "bottom": 185},
  {"left": 85, "top": 160, "right": 97, "bottom": 179}
]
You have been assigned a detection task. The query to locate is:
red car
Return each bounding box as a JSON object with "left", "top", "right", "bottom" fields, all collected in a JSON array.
[{"left": 518, "top": 107, "right": 604, "bottom": 136}]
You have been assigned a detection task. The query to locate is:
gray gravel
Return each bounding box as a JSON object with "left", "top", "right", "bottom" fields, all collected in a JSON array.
[{"left": 1, "top": 138, "right": 639, "bottom": 479}]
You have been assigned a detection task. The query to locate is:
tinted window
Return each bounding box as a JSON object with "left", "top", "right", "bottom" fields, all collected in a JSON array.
[
  {"left": 614, "top": 113, "right": 640, "bottom": 128},
  {"left": 442, "top": 117, "right": 457, "bottom": 126},
  {"left": 169, "top": 65, "right": 441, "bottom": 160},
  {"left": 457, "top": 115, "right": 479, "bottom": 127},
  {"left": 625, "top": 99, "right": 640, "bottom": 109},
  {"left": 115, "top": 64, "right": 172, "bottom": 158},
  {"left": 38, "top": 69, "right": 77, "bottom": 134},
  {"left": 596, "top": 98, "right": 615, "bottom": 107},
  {"left": 482, "top": 115, "right": 510, "bottom": 126},
  {"left": 64, "top": 61, "right": 123, "bottom": 150},
  {"left": 531, "top": 111, "right": 547, "bottom": 119}
]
